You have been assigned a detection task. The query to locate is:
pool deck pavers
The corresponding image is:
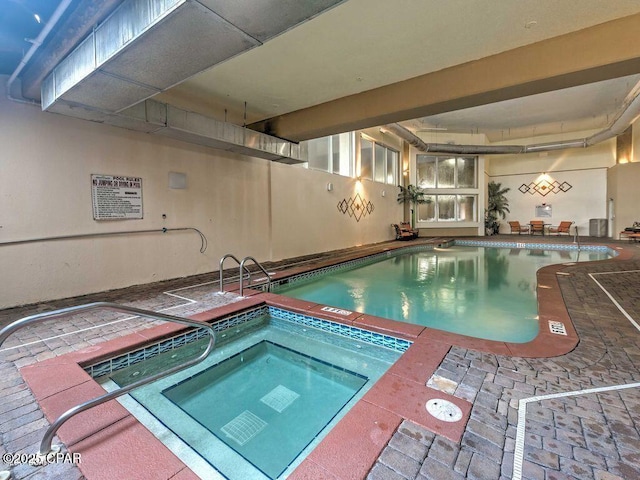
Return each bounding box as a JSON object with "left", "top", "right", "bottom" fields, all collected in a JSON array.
[{"left": 0, "top": 235, "right": 639, "bottom": 480}]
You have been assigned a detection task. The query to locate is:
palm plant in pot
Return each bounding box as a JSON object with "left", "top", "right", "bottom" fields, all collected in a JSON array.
[
  {"left": 485, "top": 181, "right": 510, "bottom": 235},
  {"left": 397, "top": 184, "right": 431, "bottom": 229}
]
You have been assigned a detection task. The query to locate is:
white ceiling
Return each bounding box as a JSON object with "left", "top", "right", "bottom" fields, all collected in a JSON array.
[
  {"left": 156, "top": 0, "right": 640, "bottom": 142},
  {"left": 404, "top": 74, "right": 640, "bottom": 142}
]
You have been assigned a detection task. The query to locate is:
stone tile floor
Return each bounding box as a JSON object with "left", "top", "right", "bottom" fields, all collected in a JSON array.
[{"left": 1, "top": 236, "right": 639, "bottom": 480}]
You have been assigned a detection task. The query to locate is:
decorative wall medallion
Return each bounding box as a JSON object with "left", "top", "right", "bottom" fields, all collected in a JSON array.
[
  {"left": 519, "top": 179, "right": 572, "bottom": 197},
  {"left": 337, "top": 193, "right": 374, "bottom": 222}
]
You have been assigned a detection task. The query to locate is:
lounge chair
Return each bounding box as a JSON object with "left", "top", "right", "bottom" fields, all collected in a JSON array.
[
  {"left": 392, "top": 224, "right": 415, "bottom": 241},
  {"left": 399, "top": 222, "right": 419, "bottom": 238},
  {"left": 548, "top": 221, "right": 573, "bottom": 235},
  {"left": 529, "top": 220, "right": 545, "bottom": 235},
  {"left": 508, "top": 221, "right": 529, "bottom": 234}
]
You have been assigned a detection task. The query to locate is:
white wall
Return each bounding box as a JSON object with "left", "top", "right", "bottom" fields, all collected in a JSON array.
[
  {"left": 608, "top": 162, "right": 640, "bottom": 237},
  {"left": 486, "top": 132, "right": 616, "bottom": 235},
  {"left": 0, "top": 88, "right": 402, "bottom": 308},
  {"left": 270, "top": 164, "right": 398, "bottom": 259},
  {"left": 490, "top": 169, "right": 608, "bottom": 235}
]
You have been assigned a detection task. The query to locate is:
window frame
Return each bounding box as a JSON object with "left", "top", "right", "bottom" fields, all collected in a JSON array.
[
  {"left": 417, "top": 194, "right": 478, "bottom": 223},
  {"left": 414, "top": 154, "right": 480, "bottom": 226},
  {"left": 358, "top": 133, "right": 400, "bottom": 186},
  {"left": 305, "top": 132, "right": 355, "bottom": 177},
  {"left": 416, "top": 154, "right": 477, "bottom": 189}
]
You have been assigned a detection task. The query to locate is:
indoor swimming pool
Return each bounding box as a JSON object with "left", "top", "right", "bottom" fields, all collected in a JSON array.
[
  {"left": 274, "top": 243, "right": 613, "bottom": 343},
  {"left": 97, "top": 307, "right": 406, "bottom": 479}
]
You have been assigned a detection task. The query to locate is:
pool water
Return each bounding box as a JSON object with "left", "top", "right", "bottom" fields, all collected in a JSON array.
[
  {"left": 275, "top": 246, "right": 611, "bottom": 343},
  {"left": 105, "top": 312, "right": 402, "bottom": 479},
  {"left": 164, "top": 341, "right": 366, "bottom": 479}
]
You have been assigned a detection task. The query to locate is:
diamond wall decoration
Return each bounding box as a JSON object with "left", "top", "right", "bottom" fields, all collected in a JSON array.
[
  {"left": 337, "top": 193, "right": 374, "bottom": 222},
  {"left": 519, "top": 179, "right": 572, "bottom": 197}
]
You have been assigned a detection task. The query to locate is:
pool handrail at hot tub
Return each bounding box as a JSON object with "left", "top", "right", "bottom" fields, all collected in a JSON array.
[{"left": 0, "top": 302, "right": 217, "bottom": 459}]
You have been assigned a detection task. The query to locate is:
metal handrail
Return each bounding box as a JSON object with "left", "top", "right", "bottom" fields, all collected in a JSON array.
[
  {"left": 219, "top": 253, "right": 252, "bottom": 292},
  {"left": 1, "top": 227, "right": 208, "bottom": 253},
  {"left": 0, "top": 302, "right": 216, "bottom": 456},
  {"left": 239, "top": 256, "right": 272, "bottom": 297}
]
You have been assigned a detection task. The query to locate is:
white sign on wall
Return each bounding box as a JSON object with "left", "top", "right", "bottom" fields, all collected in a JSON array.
[
  {"left": 535, "top": 204, "right": 552, "bottom": 218},
  {"left": 91, "top": 174, "right": 143, "bottom": 220}
]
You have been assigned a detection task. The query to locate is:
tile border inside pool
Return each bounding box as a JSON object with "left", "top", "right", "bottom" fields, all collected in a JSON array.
[
  {"left": 454, "top": 239, "right": 617, "bottom": 254},
  {"left": 269, "top": 243, "right": 438, "bottom": 290},
  {"left": 84, "top": 305, "right": 411, "bottom": 379},
  {"left": 269, "top": 240, "right": 616, "bottom": 291}
]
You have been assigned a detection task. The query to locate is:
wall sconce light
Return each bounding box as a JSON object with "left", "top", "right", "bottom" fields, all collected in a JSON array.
[
  {"left": 356, "top": 176, "right": 362, "bottom": 183},
  {"left": 403, "top": 169, "right": 409, "bottom": 177},
  {"left": 381, "top": 190, "right": 386, "bottom": 197},
  {"left": 326, "top": 182, "right": 333, "bottom": 191}
]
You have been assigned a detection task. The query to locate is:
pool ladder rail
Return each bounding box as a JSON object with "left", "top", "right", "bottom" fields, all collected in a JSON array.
[
  {"left": 0, "top": 302, "right": 216, "bottom": 472},
  {"left": 219, "top": 253, "right": 273, "bottom": 297}
]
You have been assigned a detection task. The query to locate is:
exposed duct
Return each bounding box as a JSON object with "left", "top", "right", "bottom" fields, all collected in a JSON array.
[
  {"left": 105, "top": 99, "right": 305, "bottom": 163},
  {"left": 36, "top": 0, "right": 346, "bottom": 163},
  {"left": 41, "top": 95, "right": 307, "bottom": 163},
  {"left": 385, "top": 79, "right": 640, "bottom": 155},
  {"left": 41, "top": 0, "right": 343, "bottom": 114}
]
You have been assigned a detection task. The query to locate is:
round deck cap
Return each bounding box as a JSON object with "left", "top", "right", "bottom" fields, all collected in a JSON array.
[{"left": 425, "top": 398, "right": 463, "bottom": 422}]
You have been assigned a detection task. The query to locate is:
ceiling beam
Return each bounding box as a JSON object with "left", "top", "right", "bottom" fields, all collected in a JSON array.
[{"left": 248, "top": 12, "right": 640, "bottom": 142}]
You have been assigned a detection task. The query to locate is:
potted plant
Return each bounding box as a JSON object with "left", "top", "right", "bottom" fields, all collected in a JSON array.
[
  {"left": 485, "top": 181, "right": 510, "bottom": 235},
  {"left": 397, "top": 184, "right": 431, "bottom": 229}
]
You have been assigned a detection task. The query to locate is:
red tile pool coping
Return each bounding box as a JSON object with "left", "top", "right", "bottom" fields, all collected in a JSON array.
[{"left": 17, "top": 241, "right": 632, "bottom": 480}]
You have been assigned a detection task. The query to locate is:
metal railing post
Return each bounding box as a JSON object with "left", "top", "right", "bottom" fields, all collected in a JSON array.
[
  {"left": 0, "top": 302, "right": 216, "bottom": 456},
  {"left": 239, "top": 256, "right": 272, "bottom": 297},
  {"left": 219, "top": 253, "right": 253, "bottom": 292}
]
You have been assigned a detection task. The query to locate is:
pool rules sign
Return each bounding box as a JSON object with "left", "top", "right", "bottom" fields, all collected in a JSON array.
[{"left": 91, "top": 174, "right": 143, "bottom": 220}]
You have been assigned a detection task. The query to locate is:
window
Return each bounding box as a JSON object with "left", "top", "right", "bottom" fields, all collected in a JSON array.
[
  {"left": 302, "top": 132, "right": 399, "bottom": 185},
  {"left": 360, "top": 137, "right": 373, "bottom": 180},
  {"left": 437, "top": 159, "right": 455, "bottom": 188},
  {"left": 419, "top": 195, "right": 436, "bottom": 221},
  {"left": 438, "top": 195, "right": 456, "bottom": 221},
  {"left": 374, "top": 143, "right": 385, "bottom": 183},
  {"left": 416, "top": 155, "right": 476, "bottom": 188},
  {"left": 458, "top": 195, "right": 477, "bottom": 221},
  {"left": 359, "top": 135, "right": 399, "bottom": 185},
  {"left": 417, "top": 194, "right": 478, "bottom": 222},
  {"left": 415, "top": 154, "right": 479, "bottom": 224},
  {"left": 386, "top": 149, "right": 397, "bottom": 184},
  {"left": 306, "top": 132, "right": 354, "bottom": 177},
  {"left": 457, "top": 157, "right": 476, "bottom": 188}
]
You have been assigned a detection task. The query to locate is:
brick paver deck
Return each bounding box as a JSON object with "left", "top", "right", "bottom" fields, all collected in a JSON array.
[{"left": 1, "top": 236, "right": 638, "bottom": 480}]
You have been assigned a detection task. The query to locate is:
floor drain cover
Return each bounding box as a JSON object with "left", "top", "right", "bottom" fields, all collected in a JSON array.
[{"left": 425, "top": 398, "right": 463, "bottom": 422}]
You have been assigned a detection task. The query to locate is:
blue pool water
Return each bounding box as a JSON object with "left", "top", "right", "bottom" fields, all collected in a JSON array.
[
  {"left": 104, "top": 310, "right": 403, "bottom": 479},
  {"left": 164, "top": 341, "right": 366, "bottom": 479},
  {"left": 275, "top": 245, "right": 611, "bottom": 343}
]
